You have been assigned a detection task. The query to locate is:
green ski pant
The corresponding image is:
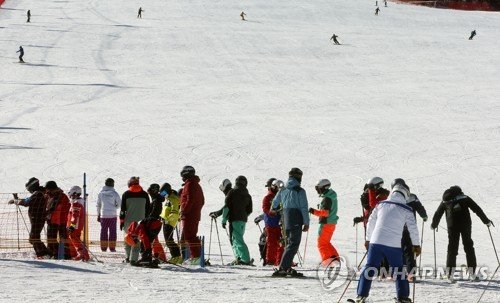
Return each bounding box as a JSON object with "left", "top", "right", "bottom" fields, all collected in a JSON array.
[{"left": 231, "top": 221, "right": 250, "bottom": 263}]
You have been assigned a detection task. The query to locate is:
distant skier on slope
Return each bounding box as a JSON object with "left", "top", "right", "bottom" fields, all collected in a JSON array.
[
  {"left": 27, "top": 10, "right": 31, "bottom": 23},
  {"left": 375, "top": 7, "right": 380, "bottom": 16},
  {"left": 469, "top": 30, "right": 476, "bottom": 40},
  {"left": 354, "top": 179, "right": 420, "bottom": 303},
  {"left": 431, "top": 186, "right": 493, "bottom": 281},
  {"left": 137, "top": 7, "right": 144, "bottom": 18},
  {"left": 240, "top": 11, "right": 246, "bottom": 21},
  {"left": 330, "top": 34, "right": 340, "bottom": 45},
  {"left": 16, "top": 46, "right": 25, "bottom": 63}
]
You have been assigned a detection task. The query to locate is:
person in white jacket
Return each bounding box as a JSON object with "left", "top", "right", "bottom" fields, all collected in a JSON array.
[
  {"left": 96, "top": 178, "right": 121, "bottom": 252},
  {"left": 355, "top": 179, "right": 421, "bottom": 303}
]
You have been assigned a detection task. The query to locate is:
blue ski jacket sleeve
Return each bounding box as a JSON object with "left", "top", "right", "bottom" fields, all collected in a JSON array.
[{"left": 271, "top": 177, "right": 309, "bottom": 225}]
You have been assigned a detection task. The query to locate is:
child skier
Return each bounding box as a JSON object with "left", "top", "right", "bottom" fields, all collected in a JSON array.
[
  {"left": 67, "top": 186, "right": 90, "bottom": 261},
  {"left": 431, "top": 186, "right": 493, "bottom": 280},
  {"left": 222, "top": 175, "right": 253, "bottom": 265},
  {"left": 262, "top": 178, "right": 284, "bottom": 266},
  {"left": 355, "top": 179, "right": 420, "bottom": 303},
  {"left": 159, "top": 183, "right": 182, "bottom": 264},
  {"left": 308, "top": 179, "right": 339, "bottom": 265}
]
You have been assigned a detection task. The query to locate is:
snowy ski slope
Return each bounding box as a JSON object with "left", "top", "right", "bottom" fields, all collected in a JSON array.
[{"left": 1, "top": 0, "right": 500, "bottom": 302}]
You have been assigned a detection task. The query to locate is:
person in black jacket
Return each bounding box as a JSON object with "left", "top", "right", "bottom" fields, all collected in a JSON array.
[
  {"left": 222, "top": 176, "right": 253, "bottom": 265},
  {"left": 431, "top": 186, "right": 493, "bottom": 277},
  {"left": 8, "top": 177, "right": 50, "bottom": 258},
  {"left": 136, "top": 184, "right": 164, "bottom": 265},
  {"left": 402, "top": 193, "right": 427, "bottom": 280}
]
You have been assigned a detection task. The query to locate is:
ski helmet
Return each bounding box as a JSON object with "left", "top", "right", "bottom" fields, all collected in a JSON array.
[
  {"left": 128, "top": 176, "right": 140, "bottom": 187},
  {"left": 315, "top": 179, "right": 331, "bottom": 194},
  {"left": 68, "top": 185, "right": 82, "bottom": 198},
  {"left": 45, "top": 181, "right": 58, "bottom": 191},
  {"left": 289, "top": 167, "right": 303, "bottom": 182},
  {"left": 148, "top": 183, "right": 160, "bottom": 194},
  {"left": 265, "top": 178, "right": 276, "bottom": 188},
  {"left": 391, "top": 178, "right": 409, "bottom": 191},
  {"left": 105, "top": 178, "right": 115, "bottom": 187},
  {"left": 219, "top": 179, "right": 232, "bottom": 192},
  {"left": 180, "top": 165, "right": 195, "bottom": 179},
  {"left": 25, "top": 177, "right": 40, "bottom": 192},
  {"left": 391, "top": 184, "right": 410, "bottom": 201},
  {"left": 272, "top": 179, "right": 284, "bottom": 189},
  {"left": 235, "top": 175, "right": 248, "bottom": 188},
  {"left": 367, "top": 177, "right": 384, "bottom": 189}
]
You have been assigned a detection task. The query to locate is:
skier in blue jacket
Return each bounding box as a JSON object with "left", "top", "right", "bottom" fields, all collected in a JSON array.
[{"left": 271, "top": 167, "right": 309, "bottom": 277}]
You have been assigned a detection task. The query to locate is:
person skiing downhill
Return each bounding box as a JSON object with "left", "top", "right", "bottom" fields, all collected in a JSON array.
[
  {"left": 27, "top": 10, "right": 31, "bottom": 23},
  {"left": 240, "top": 11, "right": 246, "bottom": 21},
  {"left": 16, "top": 46, "right": 24, "bottom": 63},
  {"left": 137, "top": 7, "right": 144, "bottom": 18},
  {"left": 222, "top": 176, "right": 253, "bottom": 265},
  {"left": 120, "top": 177, "right": 150, "bottom": 265},
  {"left": 66, "top": 186, "right": 90, "bottom": 261},
  {"left": 271, "top": 168, "right": 309, "bottom": 277},
  {"left": 309, "top": 179, "right": 339, "bottom": 265},
  {"left": 179, "top": 165, "right": 205, "bottom": 264},
  {"left": 469, "top": 30, "right": 476, "bottom": 40},
  {"left": 431, "top": 186, "right": 493, "bottom": 280},
  {"left": 96, "top": 178, "right": 121, "bottom": 252},
  {"left": 375, "top": 7, "right": 380, "bottom": 15},
  {"left": 262, "top": 178, "right": 284, "bottom": 266},
  {"left": 330, "top": 34, "right": 340, "bottom": 45},
  {"left": 8, "top": 178, "right": 50, "bottom": 258},
  {"left": 159, "top": 183, "right": 182, "bottom": 264},
  {"left": 355, "top": 179, "right": 420, "bottom": 303}
]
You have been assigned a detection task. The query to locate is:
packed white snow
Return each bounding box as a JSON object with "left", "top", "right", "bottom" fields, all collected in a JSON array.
[{"left": 1, "top": 0, "right": 499, "bottom": 302}]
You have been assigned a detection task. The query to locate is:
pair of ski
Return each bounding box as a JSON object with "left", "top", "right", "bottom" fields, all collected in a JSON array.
[{"left": 346, "top": 298, "right": 409, "bottom": 303}]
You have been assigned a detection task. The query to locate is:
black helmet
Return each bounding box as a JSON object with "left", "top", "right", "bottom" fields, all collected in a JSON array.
[
  {"left": 289, "top": 167, "right": 303, "bottom": 182},
  {"left": 180, "top": 165, "right": 195, "bottom": 179},
  {"left": 105, "top": 178, "right": 115, "bottom": 187},
  {"left": 265, "top": 178, "right": 276, "bottom": 188},
  {"left": 235, "top": 175, "right": 248, "bottom": 188},
  {"left": 148, "top": 183, "right": 160, "bottom": 194},
  {"left": 25, "top": 177, "right": 40, "bottom": 192},
  {"left": 391, "top": 178, "right": 409, "bottom": 191},
  {"left": 45, "top": 180, "right": 58, "bottom": 190}
]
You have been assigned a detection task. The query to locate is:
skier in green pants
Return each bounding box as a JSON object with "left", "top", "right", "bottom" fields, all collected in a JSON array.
[{"left": 222, "top": 175, "right": 253, "bottom": 265}]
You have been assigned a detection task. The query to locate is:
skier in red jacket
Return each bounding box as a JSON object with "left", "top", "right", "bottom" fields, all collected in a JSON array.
[
  {"left": 262, "top": 178, "right": 284, "bottom": 266},
  {"left": 67, "top": 186, "right": 90, "bottom": 261},
  {"left": 180, "top": 166, "right": 205, "bottom": 263},
  {"left": 45, "top": 181, "right": 71, "bottom": 259}
]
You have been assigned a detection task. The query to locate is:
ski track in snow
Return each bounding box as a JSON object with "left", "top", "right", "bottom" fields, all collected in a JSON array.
[{"left": 1, "top": 0, "right": 500, "bottom": 302}]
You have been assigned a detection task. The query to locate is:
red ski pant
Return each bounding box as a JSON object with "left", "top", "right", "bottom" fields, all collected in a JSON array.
[
  {"left": 68, "top": 230, "right": 89, "bottom": 261},
  {"left": 181, "top": 219, "right": 201, "bottom": 258},
  {"left": 265, "top": 226, "right": 284, "bottom": 266},
  {"left": 137, "top": 219, "right": 163, "bottom": 250},
  {"left": 318, "top": 223, "right": 339, "bottom": 261}
]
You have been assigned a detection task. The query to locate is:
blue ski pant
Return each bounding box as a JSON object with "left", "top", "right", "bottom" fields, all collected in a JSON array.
[{"left": 357, "top": 243, "right": 409, "bottom": 299}]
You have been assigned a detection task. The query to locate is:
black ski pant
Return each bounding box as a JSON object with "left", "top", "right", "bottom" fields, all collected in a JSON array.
[
  {"left": 163, "top": 223, "right": 181, "bottom": 258},
  {"left": 401, "top": 228, "right": 416, "bottom": 274},
  {"left": 29, "top": 218, "right": 49, "bottom": 257},
  {"left": 47, "top": 223, "right": 70, "bottom": 259},
  {"left": 447, "top": 226, "right": 476, "bottom": 275},
  {"left": 279, "top": 226, "right": 301, "bottom": 270}
]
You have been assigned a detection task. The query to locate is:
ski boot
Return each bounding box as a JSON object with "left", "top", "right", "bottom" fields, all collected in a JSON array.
[
  {"left": 272, "top": 268, "right": 288, "bottom": 277},
  {"left": 395, "top": 297, "right": 412, "bottom": 303},
  {"left": 287, "top": 268, "right": 304, "bottom": 277},
  {"left": 167, "top": 256, "right": 183, "bottom": 265}
]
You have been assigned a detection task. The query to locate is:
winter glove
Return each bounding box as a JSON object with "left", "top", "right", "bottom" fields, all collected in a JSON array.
[
  {"left": 302, "top": 225, "right": 309, "bottom": 232},
  {"left": 222, "top": 222, "right": 226, "bottom": 229},
  {"left": 412, "top": 246, "right": 422, "bottom": 257},
  {"left": 353, "top": 217, "right": 364, "bottom": 224},
  {"left": 97, "top": 215, "right": 101, "bottom": 223},
  {"left": 254, "top": 215, "right": 263, "bottom": 224},
  {"left": 308, "top": 207, "right": 315, "bottom": 214},
  {"left": 209, "top": 211, "right": 219, "bottom": 219},
  {"left": 430, "top": 224, "right": 437, "bottom": 230},
  {"left": 68, "top": 224, "right": 76, "bottom": 233},
  {"left": 8, "top": 199, "right": 16, "bottom": 205},
  {"left": 486, "top": 220, "right": 494, "bottom": 227},
  {"left": 422, "top": 216, "right": 428, "bottom": 222},
  {"left": 364, "top": 241, "right": 370, "bottom": 250},
  {"left": 120, "top": 222, "right": 124, "bottom": 231}
]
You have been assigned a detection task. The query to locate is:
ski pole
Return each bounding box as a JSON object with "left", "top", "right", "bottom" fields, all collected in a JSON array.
[
  {"left": 412, "top": 253, "right": 417, "bottom": 303},
  {"left": 487, "top": 225, "right": 499, "bottom": 265},
  {"left": 476, "top": 264, "right": 499, "bottom": 303},
  {"left": 355, "top": 223, "right": 359, "bottom": 266},
  {"left": 418, "top": 220, "right": 425, "bottom": 277},
  {"left": 213, "top": 218, "right": 224, "bottom": 265},
  {"left": 433, "top": 228, "right": 437, "bottom": 279},
  {"left": 208, "top": 218, "right": 214, "bottom": 261},
  {"left": 257, "top": 222, "right": 263, "bottom": 234},
  {"left": 337, "top": 251, "right": 368, "bottom": 303},
  {"left": 303, "top": 227, "right": 309, "bottom": 265}
]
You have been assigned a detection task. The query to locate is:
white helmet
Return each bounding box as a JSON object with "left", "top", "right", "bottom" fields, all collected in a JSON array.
[
  {"left": 68, "top": 186, "right": 82, "bottom": 197},
  {"left": 315, "top": 179, "right": 331, "bottom": 194},
  {"left": 219, "top": 179, "right": 232, "bottom": 192},
  {"left": 367, "top": 177, "right": 384, "bottom": 189},
  {"left": 272, "top": 179, "right": 284, "bottom": 189},
  {"left": 391, "top": 184, "right": 410, "bottom": 201}
]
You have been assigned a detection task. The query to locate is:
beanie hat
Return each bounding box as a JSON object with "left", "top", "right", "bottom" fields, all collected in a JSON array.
[
  {"left": 128, "top": 176, "right": 140, "bottom": 187},
  {"left": 45, "top": 181, "right": 58, "bottom": 190}
]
